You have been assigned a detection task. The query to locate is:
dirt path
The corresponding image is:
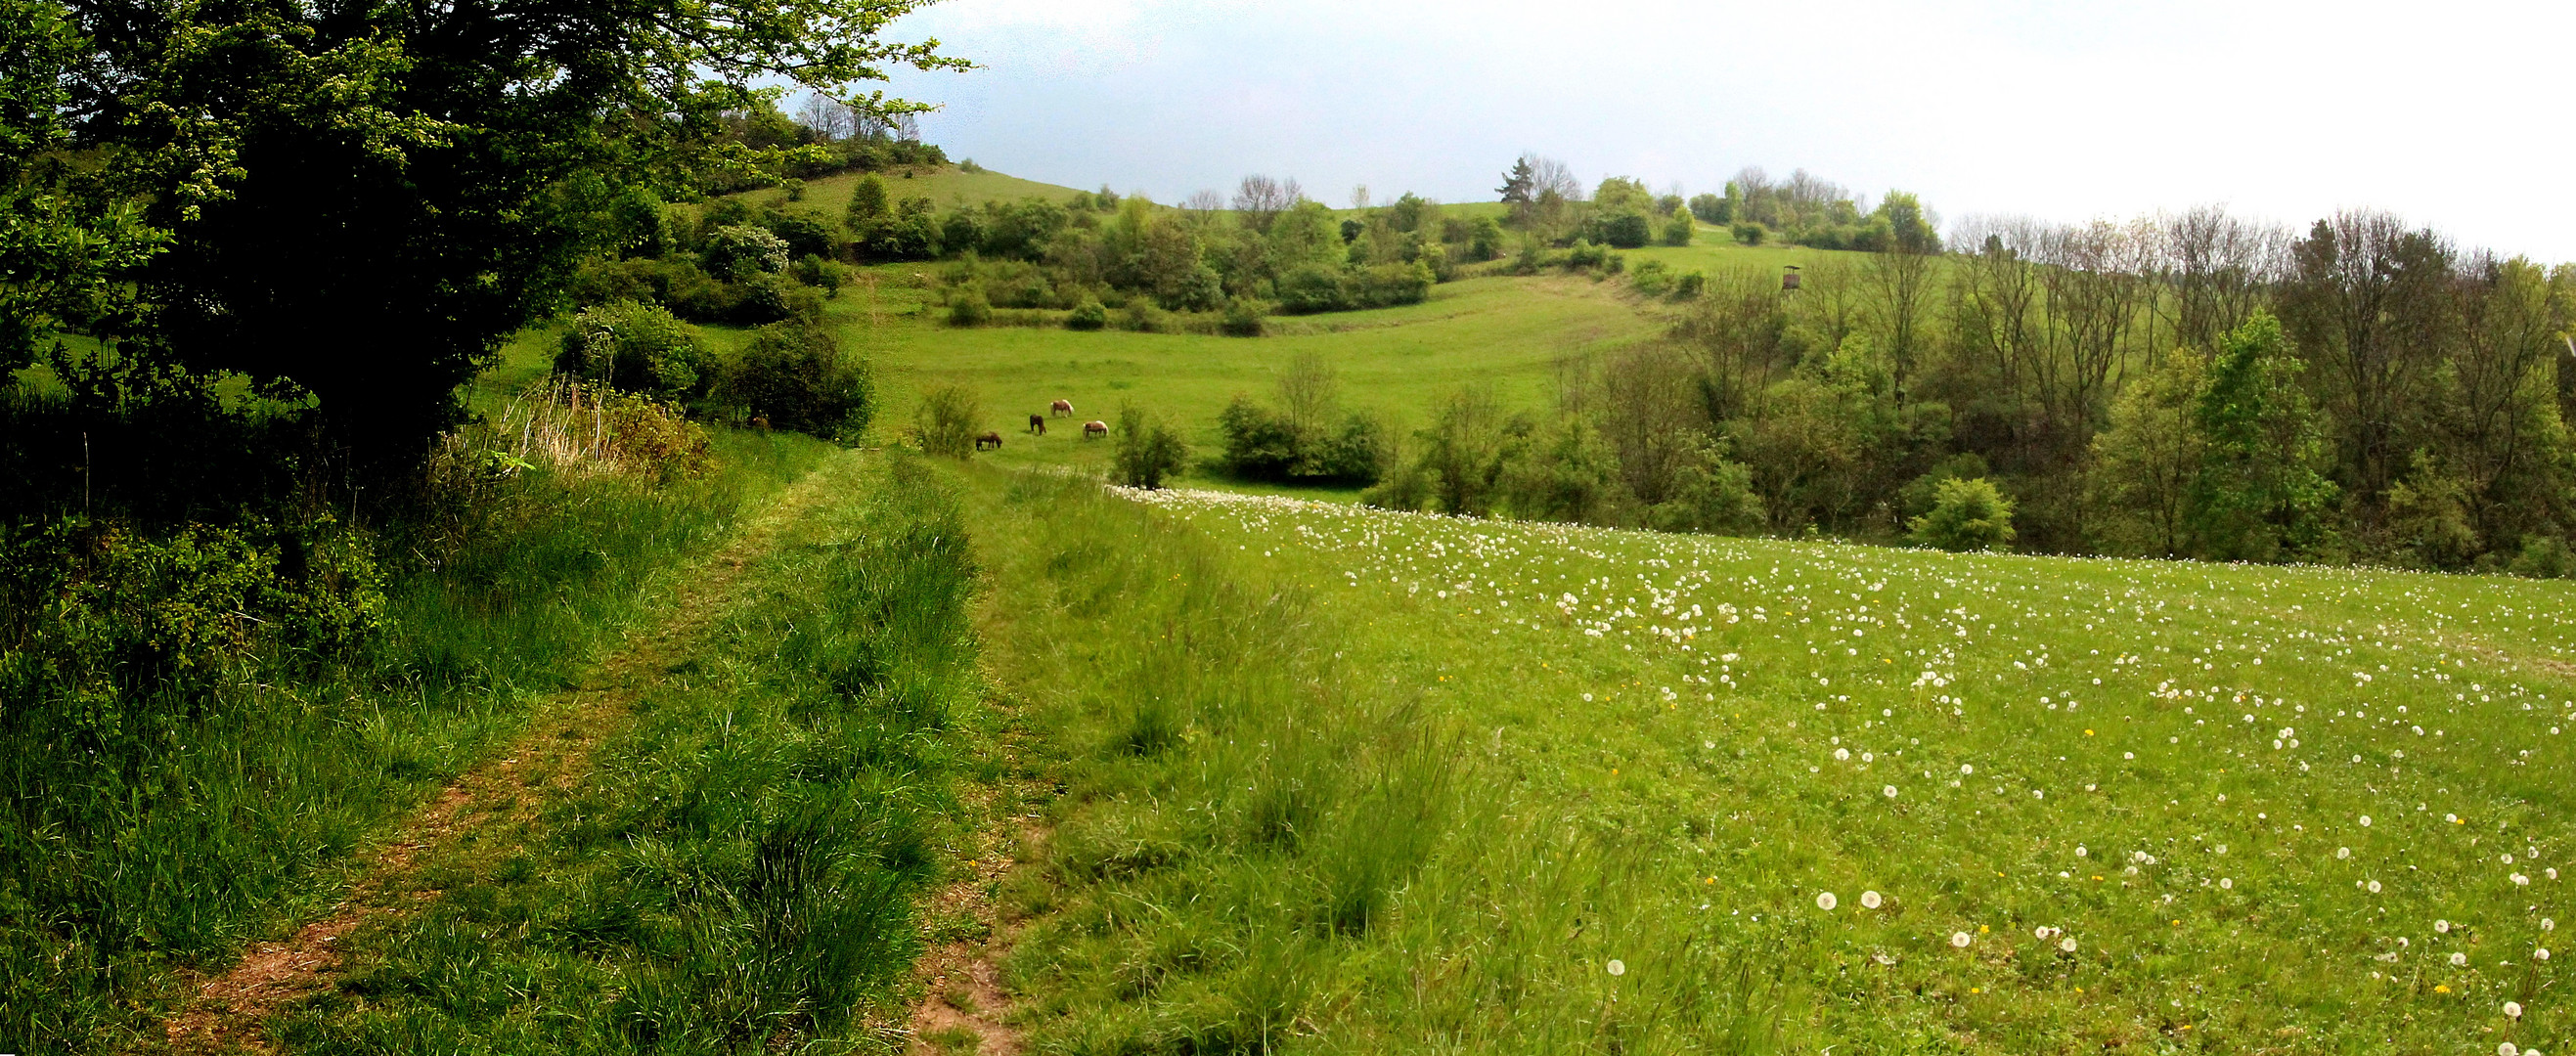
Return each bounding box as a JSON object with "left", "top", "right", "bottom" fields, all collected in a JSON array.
[{"left": 159, "top": 454, "right": 860, "bottom": 1055}]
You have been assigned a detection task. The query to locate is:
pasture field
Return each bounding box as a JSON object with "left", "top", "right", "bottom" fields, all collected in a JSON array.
[
  {"left": 857, "top": 273, "right": 1660, "bottom": 475},
  {"left": 974, "top": 471, "right": 2576, "bottom": 1053}
]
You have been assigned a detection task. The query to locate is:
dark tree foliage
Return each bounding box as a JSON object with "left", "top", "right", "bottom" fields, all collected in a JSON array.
[{"left": 16, "top": 0, "right": 961, "bottom": 477}]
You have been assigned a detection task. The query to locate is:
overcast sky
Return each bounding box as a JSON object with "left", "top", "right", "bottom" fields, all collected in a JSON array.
[{"left": 877, "top": 0, "right": 2573, "bottom": 259}]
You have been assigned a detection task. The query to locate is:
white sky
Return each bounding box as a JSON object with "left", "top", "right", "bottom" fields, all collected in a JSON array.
[{"left": 879, "top": 0, "right": 2576, "bottom": 259}]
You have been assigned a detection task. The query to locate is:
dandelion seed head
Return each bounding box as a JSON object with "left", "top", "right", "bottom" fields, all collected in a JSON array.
[
  {"left": 1816, "top": 891, "right": 1838, "bottom": 911},
  {"left": 1861, "top": 890, "right": 1883, "bottom": 909}
]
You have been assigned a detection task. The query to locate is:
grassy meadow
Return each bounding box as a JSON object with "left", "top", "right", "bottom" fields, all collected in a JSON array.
[{"left": 966, "top": 472, "right": 2576, "bottom": 1053}]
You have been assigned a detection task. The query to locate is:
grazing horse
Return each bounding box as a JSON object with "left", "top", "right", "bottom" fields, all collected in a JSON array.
[
  {"left": 1028, "top": 414, "right": 1046, "bottom": 435},
  {"left": 975, "top": 431, "right": 1003, "bottom": 451},
  {"left": 1050, "top": 399, "right": 1075, "bottom": 418},
  {"left": 1083, "top": 419, "right": 1109, "bottom": 440}
]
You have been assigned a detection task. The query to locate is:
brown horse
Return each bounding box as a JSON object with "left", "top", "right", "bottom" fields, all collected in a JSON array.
[
  {"left": 1028, "top": 414, "right": 1046, "bottom": 435},
  {"left": 1050, "top": 399, "right": 1075, "bottom": 418},
  {"left": 1083, "top": 419, "right": 1109, "bottom": 440},
  {"left": 975, "top": 431, "right": 1003, "bottom": 451}
]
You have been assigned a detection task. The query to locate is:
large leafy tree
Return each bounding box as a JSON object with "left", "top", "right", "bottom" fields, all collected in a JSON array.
[{"left": 10, "top": 0, "right": 960, "bottom": 470}]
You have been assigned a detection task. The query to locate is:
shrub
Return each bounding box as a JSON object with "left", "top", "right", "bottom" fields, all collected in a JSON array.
[
  {"left": 1909, "top": 476, "right": 2016, "bottom": 551},
  {"left": 554, "top": 300, "right": 707, "bottom": 400},
  {"left": 1314, "top": 413, "right": 1391, "bottom": 484},
  {"left": 1218, "top": 397, "right": 1301, "bottom": 479},
  {"left": 1467, "top": 217, "right": 1506, "bottom": 262},
  {"left": 1730, "top": 222, "right": 1767, "bottom": 246},
  {"left": 1112, "top": 404, "right": 1188, "bottom": 489},
  {"left": 1597, "top": 211, "right": 1653, "bottom": 249},
  {"left": 1360, "top": 462, "right": 1432, "bottom": 511},
  {"left": 762, "top": 211, "right": 836, "bottom": 260},
  {"left": 1628, "top": 259, "right": 1673, "bottom": 297},
  {"left": 792, "top": 255, "right": 846, "bottom": 296},
  {"left": 1066, "top": 298, "right": 1108, "bottom": 330},
  {"left": 914, "top": 384, "right": 982, "bottom": 459},
  {"left": 721, "top": 322, "right": 874, "bottom": 442},
  {"left": 1663, "top": 205, "right": 1695, "bottom": 246},
  {"left": 1649, "top": 437, "right": 1765, "bottom": 535},
  {"left": 703, "top": 224, "right": 791, "bottom": 280},
  {"left": 1220, "top": 297, "right": 1266, "bottom": 337},
  {"left": 734, "top": 273, "right": 820, "bottom": 326},
  {"left": 947, "top": 285, "right": 992, "bottom": 327},
  {"left": 1672, "top": 270, "right": 1707, "bottom": 299},
  {"left": 2509, "top": 535, "right": 2576, "bottom": 579},
  {"left": 1118, "top": 301, "right": 1171, "bottom": 333},
  {"left": 1567, "top": 240, "right": 1609, "bottom": 270},
  {"left": 847, "top": 174, "right": 890, "bottom": 226}
]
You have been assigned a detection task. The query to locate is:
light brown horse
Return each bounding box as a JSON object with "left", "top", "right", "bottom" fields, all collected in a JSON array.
[
  {"left": 1083, "top": 419, "right": 1109, "bottom": 440},
  {"left": 975, "top": 431, "right": 1003, "bottom": 451},
  {"left": 1050, "top": 399, "right": 1075, "bottom": 418},
  {"left": 1028, "top": 414, "right": 1046, "bottom": 435}
]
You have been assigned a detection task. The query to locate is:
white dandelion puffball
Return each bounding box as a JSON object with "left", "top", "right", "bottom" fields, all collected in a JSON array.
[
  {"left": 2502, "top": 1043, "right": 2520, "bottom": 1056},
  {"left": 2454, "top": 951, "right": 2470, "bottom": 966},
  {"left": 2369, "top": 880, "right": 2383, "bottom": 893},
  {"left": 2547, "top": 918, "right": 2558, "bottom": 932},
  {"left": 1817, "top": 891, "right": 1839, "bottom": 911},
  {"left": 2360, "top": 814, "right": 2373, "bottom": 827},
  {"left": 2338, "top": 847, "right": 2352, "bottom": 859},
  {"left": 2035, "top": 926, "right": 2054, "bottom": 940},
  {"left": 2507, "top": 1000, "right": 2524, "bottom": 1018},
  {"left": 2540, "top": 947, "right": 2554, "bottom": 961},
  {"left": 2075, "top": 846, "right": 2089, "bottom": 858},
  {"left": 2515, "top": 873, "right": 2533, "bottom": 886},
  {"left": 1606, "top": 959, "right": 1625, "bottom": 977},
  {"left": 1961, "top": 764, "right": 1975, "bottom": 775},
  {"left": 1834, "top": 747, "right": 1850, "bottom": 762},
  {"left": 1951, "top": 931, "right": 1973, "bottom": 948},
  {"left": 2220, "top": 878, "right": 2234, "bottom": 890},
  {"left": 2437, "top": 920, "right": 2452, "bottom": 934},
  {"left": 1861, "top": 890, "right": 1883, "bottom": 909},
  {"left": 2060, "top": 937, "right": 2078, "bottom": 952}
]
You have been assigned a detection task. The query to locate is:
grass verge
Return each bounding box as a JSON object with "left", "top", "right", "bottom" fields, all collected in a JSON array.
[
  {"left": 266, "top": 454, "right": 982, "bottom": 1053},
  {"left": 0, "top": 428, "right": 836, "bottom": 1051}
]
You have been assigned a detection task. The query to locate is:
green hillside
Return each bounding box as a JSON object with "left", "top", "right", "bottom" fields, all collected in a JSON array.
[{"left": 974, "top": 473, "right": 2576, "bottom": 1052}]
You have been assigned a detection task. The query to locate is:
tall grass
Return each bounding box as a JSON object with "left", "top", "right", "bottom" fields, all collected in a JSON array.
[
  {"left": 0, "top": 423, "right": 834, "bottom": 1051},
  {"left": 272, "top": 455, "right": 980, "bottom": 1052},
  {"left": 973, "top": 473, "right": 1814, "bottom": 1052}
]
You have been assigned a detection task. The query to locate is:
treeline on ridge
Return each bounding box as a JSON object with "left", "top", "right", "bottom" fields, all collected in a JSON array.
[{"left": 1320, "top": 205, "right": 2576, "bottom": 576}]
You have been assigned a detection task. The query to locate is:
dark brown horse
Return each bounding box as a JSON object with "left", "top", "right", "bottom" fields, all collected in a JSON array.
[
  {"left": 975, "top": 431, "right": 1003, "bottom": 451},
  {"left": 1028, "top": 414, "right": 1046, "bottom": 435},
  {"left": 1083, "top": 419, "right": 1109, "bottom": 440}
]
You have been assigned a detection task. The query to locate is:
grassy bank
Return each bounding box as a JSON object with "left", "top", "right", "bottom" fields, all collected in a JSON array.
[
  {"left": 0, "top": 427, "right": 837, "bottom": 1050},
  {"left": 971, "top": 473, "right": 2576, "bottom": 1052},
  {"left": 269, "top": 454, "right": 984, "bottom": 1053}
]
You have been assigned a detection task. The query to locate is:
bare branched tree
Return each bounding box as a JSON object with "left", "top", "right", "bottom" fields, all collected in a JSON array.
[
  {"left": 1599, "top": 344, "right": 1706, "bottom": 506},
  {"left": 1276, "top": 351, "right": 1340, "bottom": 442},
  {"left": 1527, "top": 155, "right": 1582, "bottom": 201},
  {"left": 2281, "top": 209, "right": 2455, "bottom": 507},
  {"left": 1231, "top": 175, "right": 1304, "bottom": 234},
  {"left": 2154, "top": 205, "right": 2290, "bottom": 357},
  {"left": 793, "top": 92, "right": 858, "bottom": 142},
  {"left": 1181, "top": 189, "right": 1225, "bottom": 225}
]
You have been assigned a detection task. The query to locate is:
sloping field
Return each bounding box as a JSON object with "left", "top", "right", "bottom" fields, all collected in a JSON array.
[{"left": 981, "top": 476, "right": 2576, "bottom": 1053}]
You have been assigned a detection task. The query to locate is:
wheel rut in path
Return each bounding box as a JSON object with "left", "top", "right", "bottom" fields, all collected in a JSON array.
[{"left": 159, "top": 455, "right": 858, "bottom": 1055}]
